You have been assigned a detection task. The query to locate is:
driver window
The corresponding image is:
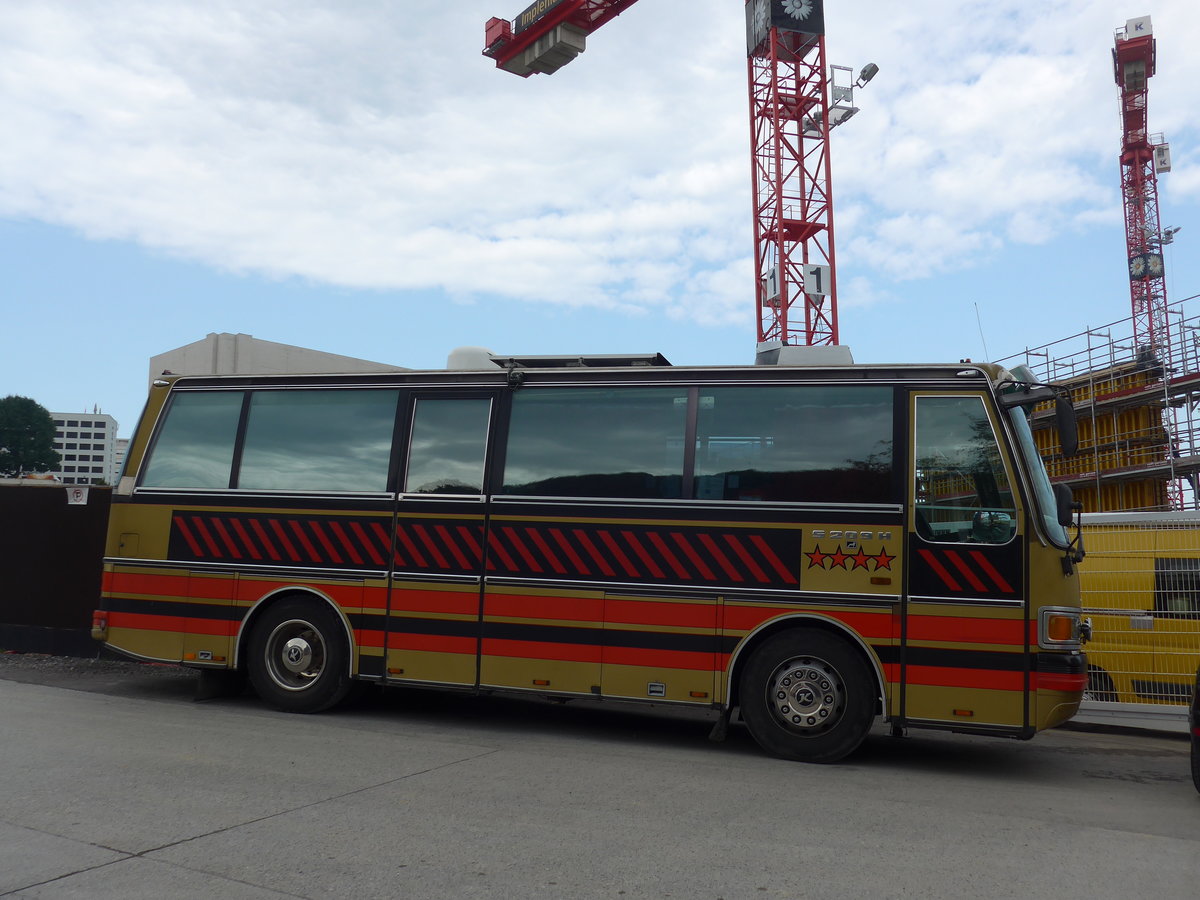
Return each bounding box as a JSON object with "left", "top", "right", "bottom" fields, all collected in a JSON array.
[{"left": 914, "top": 395, "right": 1016, "bottom": 544}]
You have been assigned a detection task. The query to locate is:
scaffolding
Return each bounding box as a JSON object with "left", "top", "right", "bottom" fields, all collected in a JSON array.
[{"left": 999, "top": 293, "right": 1200, "bottom": 512}]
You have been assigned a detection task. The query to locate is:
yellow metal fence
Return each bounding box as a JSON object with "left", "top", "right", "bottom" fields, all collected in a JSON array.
[{"left": 1080, "top": 512, "right": 1200, "bottom": 705}]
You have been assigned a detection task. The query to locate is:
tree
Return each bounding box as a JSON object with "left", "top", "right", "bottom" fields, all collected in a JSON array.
[{"left": 0, "top": 396, "right": 61, "bottom": 477}]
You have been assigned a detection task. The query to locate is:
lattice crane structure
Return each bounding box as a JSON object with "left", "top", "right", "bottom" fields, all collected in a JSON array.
[
  {"left": 483, "top": 1, "right": 870, "bottom": 349},
  {"left": 1113, "top": 15, "right": 1174, "bottom": 354}
]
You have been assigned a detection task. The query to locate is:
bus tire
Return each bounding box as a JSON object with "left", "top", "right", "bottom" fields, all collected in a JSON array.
[
  {"left": 1083, "top": 666, "right": 1116, "bottom": 703},
  {"left": 248, "top": 598, "right": 353, "bottom": 713},
  {"left": 739, "top": 628, "right": 875, "bottom": 763}
]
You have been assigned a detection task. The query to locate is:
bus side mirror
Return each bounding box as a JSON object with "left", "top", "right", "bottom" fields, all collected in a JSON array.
[
  {"left": 1056, "top": 396, "right": 1078, "bottom": 458},
  {"left": 1053, "top": 482, "right": 1076, "bottom": 528}
]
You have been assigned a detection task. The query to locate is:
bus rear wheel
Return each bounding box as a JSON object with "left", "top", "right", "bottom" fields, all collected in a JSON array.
[
  {"left": 248, "top": 598, "right": 352, "bottom": 713},
  {"left": 739, "top": 629, "right": 875, "bottom": 763}
]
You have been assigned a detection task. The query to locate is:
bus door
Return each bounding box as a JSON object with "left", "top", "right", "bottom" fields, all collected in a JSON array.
[
  {"left": 480, "top": 384, "right": 711, "bottom": 700},
  {"left": 904, "top": 392, "right": 1029, "bottom": 730},
  {"left": 385, "top": 392, "right": 497, "bottom": 688}
]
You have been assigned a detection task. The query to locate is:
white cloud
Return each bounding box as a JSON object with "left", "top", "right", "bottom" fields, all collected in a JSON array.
[{"left": 0, "top": 0, "right": 1197, "bottom": 324}]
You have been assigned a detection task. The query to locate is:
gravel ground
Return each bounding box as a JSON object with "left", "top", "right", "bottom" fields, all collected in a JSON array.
[{"left": 0, "top": 650, "right": 198, "bottom": 695}]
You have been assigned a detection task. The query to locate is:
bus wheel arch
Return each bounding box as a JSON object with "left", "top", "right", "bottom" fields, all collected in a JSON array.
[
  {"left": 241, "top": 590, "right": 354, "bottom": 713},
  {"left": 729, "top": 618, "right": 882, "bottom": 763}
]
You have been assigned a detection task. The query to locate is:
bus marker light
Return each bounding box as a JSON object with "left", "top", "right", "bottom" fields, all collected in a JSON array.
[
  {"left": 953, "top": 709, "right": 974, "bottom": 717},
  {"left": 183, "top": 653, "right": 196, "bottom": 661},
  {"left": 90, "top": 611, "right": 108, "bottom": 640},
  {"left": 1047, "top": 615, "right": 1074, "bottom": 643},
  {"left": 689, "top": 691, "right": 709, "bottom": 699},
  {"left": 870, "top": 577, "right": 891, "bottom": 585},
  {"left": 533, "top": 679, "right": 550, "bottom": 686},
  {"left": 387, "top": 668, "right": 404, "bottom": 675}
]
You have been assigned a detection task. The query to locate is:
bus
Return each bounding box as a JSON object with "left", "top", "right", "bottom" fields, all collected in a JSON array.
[{"left": 92, "top": 346, "right": 1087, "bottom": 762}]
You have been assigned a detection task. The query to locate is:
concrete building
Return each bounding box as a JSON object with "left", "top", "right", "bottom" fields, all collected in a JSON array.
[
  {"left": 48, "top": 411, "right": 119, "bottom": 485},
  {"left": 150, "top": 332, "right": 406, "bottom": 384}
]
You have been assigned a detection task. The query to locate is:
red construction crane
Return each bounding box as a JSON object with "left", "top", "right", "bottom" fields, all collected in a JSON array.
[
  {"left": 483, "top": 0, "right": 860, "bottom": 348},
  {"left": 1113, "top": 15, "right": 1173, "bottom": 354}
]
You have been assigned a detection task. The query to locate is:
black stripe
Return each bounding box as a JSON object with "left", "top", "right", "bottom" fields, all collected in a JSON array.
[
  {"left": 104, "top": 596, "right": 245, "bottom": 622},
  {"left": 905, "top": 646, "right": 1027, "bottom": 672}
]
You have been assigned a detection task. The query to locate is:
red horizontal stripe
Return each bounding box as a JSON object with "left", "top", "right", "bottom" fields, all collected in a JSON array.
[
  {"left": 905, "top": 665, "right": 1024, "bottom": 691},
  {"left": 602, "top": 645, "right": 716, "bottom": 671},
  {"left": 387, "top": 634, "right": 477, "bottom": 655},
  {"left": 1035, "top": 672, "right": 1086, "bottom": 693},
  {"left": 722, "top": 607, "right": 892, "bottom": 641},
  {"left": 108, "top": 611, "right": 188, "bottom": 634},
  {"left": 604, "top": 598, "right": 716, "bottom": 630},
  {"left": 482, "top": 638, "right": 602, "bottom": 664},
  {"left": 484, "top": 594, "right": 602, "bottom": 622},
  {"left": 907, "top": 616, "right": 1025, "bottom": 646}
]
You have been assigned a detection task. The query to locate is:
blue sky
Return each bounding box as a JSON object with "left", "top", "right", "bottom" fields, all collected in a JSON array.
[{"left": 2, "top": 0, "right": 1198, "bottom": 436}]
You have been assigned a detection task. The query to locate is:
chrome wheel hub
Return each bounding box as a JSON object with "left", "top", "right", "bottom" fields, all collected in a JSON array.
[
  {"left": 768, "top": 655, "right": 844, "bottom": 734},
  {"left": 265, "top": 619, "right": 325, "bottom": 691}
]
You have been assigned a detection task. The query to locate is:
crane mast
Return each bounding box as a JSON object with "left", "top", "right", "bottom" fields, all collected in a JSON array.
[
  {"left": 484, "top": 0, "right": 844, "bottom": 348},
  {"left": 1113, "top": 15, "right": 1172, "bottom": 354}
]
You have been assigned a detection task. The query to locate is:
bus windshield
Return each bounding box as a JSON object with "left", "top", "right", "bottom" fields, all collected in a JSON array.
[{"left": 1007, "top": 406, "right": 1070, "bottom": 548}]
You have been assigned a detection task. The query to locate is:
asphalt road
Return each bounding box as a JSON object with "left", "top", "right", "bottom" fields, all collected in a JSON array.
[{"left": 0, "top": 655, "right": 1196, "bottom": 899}]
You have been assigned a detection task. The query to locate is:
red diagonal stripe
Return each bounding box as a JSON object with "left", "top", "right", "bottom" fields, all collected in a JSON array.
[
  {"left": 550, "top": 528, "right": 590, "bottom": 575},
  {"left": 329, "top": 521, "right": 364, "bottom": 565},
  {"left": 457, "top": 525, "right": 484, "bottom": 567},
  {"left": 647, "top": 532, "right": 689, "bottom": 579},
  {"left": 970, "top": 550, "right": 1015, "bottom": 593},
  {"left": 413, "top": 524, "right": 450, "bottom": 568},
  {"left": 393, "top": 524, "right": 425, "bottom": 568},
  {"left": 173, "top": 516, "right": 204, "bottom": 557},
  {"left": 289, "top": 521, "right": 324, "bottom": 563},
  {"left": 697, "top": 533, "right": 742, "bottom": 582},
  {"left": 621, "top": 530, "right": 664, "bottom": 578},
  {"left": 229, "top": 518, "right": 262, "bottom": 561},
  {"left": 723, "top": 534, "right": 769, "bottom": 583},
  {"left": 309, "top": 521, "right": 343, "bottom": 565},
  {"left": 672, "top": 533, "right": 715, "bottom": 580},
  {"left": 435, "top": 524, "right": 471, "bottom": 570},
  {"left": 487, "top": 529, "right": 518, "bottom": 571},
  {"left": 250, "top": 519, "right": 282, "bottom": 561},
  {"left": 527, "top": 527, "right": 567, "bottom": 574},
  {"left": 749, "top": 535, "right": 797, "bottom": 584},
  {"left": 502, "top": 526, "right": 543, "bottom": 573},
  {"left": 269, "top": 520, "right": 302, "bottom": 562},
  {"left": 917, "top": 549, "right": 962, "bottom": 591},
  {"left": 192, "top": 517, "right": 223, "bottom": 558},
  {"left": 211, "top": 518, "right": 242, "bottom": 559},
  {"left": 598, "top": 530, "right": 639, "bottom": 578},
  {"left": 943, "top": 550, "right": 987, "bottom": 592},
  {"left": 573, "top": 529, "right": 616, "bottom": 577}
]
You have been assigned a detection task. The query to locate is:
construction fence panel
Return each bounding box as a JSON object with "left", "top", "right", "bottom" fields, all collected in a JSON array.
[{"left": 1080, "top": 512, "right": 1200, "bottom": 705}]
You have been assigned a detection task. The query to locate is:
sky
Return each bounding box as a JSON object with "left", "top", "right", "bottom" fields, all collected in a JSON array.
[{"left": 2, "top": 0, "right": 1198, "bottom": 437}]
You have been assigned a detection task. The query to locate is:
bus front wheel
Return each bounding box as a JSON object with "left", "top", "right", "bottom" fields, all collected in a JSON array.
[
  {"left": 739, "top": 629, "right": 875, "bottom": 763},
  {"left": 248, "top": 598, "right": 353, "bottom": 713}
]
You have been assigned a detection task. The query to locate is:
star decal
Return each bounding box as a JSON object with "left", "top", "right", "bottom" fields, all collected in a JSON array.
[
  {"left": 872, "top": 548, "right": 896, "bottom": 570},
  {"left": 850, "top": 548, "right": 872, "bottom": 570},
  {"left": 805, "top": 545, "right": 828, "bottom": 568},
  {"left": 827, "top": 545, "right": 849, "bottom": 569}
]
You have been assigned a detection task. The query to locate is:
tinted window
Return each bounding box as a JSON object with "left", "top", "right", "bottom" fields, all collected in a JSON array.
[
  {"left": 238, "top": 390, "right": 398, "bottom": 492},
  {"left": 502, "top": 387, "right": 687, "bottom": 498},
  {"left": 695, "top": 385, "right": 893, "bottom": 503},
  {"left": 141, "top": 392, "right": 243, "bottom": 489},
  {"left": 914, "top": 395, "right": 1016, "bottom": 544},
  {"left": 404, "top": 398, "right": 491, "bottom": 494}
]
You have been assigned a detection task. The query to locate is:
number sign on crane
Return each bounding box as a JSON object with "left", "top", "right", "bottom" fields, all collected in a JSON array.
[{"left": 484, "top": 0, "right": 845, "bottom": 348}]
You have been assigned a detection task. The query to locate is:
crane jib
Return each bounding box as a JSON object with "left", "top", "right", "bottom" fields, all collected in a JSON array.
[{"left": 514, "top": 0, "right": 570, "bottom": 34}]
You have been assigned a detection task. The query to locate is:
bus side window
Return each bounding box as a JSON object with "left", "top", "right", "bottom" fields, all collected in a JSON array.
[
  {"left": 913, "top": 395, "right": 1016, "bottom": 544},
  {"left": 140, "top": 391, "right": 244, "bottom": 489},
  {"left": 238, "top": 390, "right": 398, "bottom": 493},
  {"left": 404, "top": 398, "right": 491, "bottom": 495},
  {"left": 501, "top": 387, "right": 686, "bottom": 499},
  {"left": 693, "top": 385, "right": 893, "bottom": 504}
]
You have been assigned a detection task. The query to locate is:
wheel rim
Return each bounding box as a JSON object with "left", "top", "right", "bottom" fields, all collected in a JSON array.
[
  {"left": 766, "top": 655, "right": 846, "bottom": 736},
  {"left": 264, "top": 618, "right": 327, "bottom": 692}
]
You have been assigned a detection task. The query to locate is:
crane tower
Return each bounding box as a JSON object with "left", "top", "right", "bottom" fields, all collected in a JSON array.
[
  {"left": 483, "top": 0, "right": 854, "bottom": 348},
  {"left": 1113, "top": 15, "right": 1173, "bottom": 353}
]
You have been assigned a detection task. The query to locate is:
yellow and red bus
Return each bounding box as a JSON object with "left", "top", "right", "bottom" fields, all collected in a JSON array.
[{"left": 93, "top": 348, "right": 1087, "bottom": 762}]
